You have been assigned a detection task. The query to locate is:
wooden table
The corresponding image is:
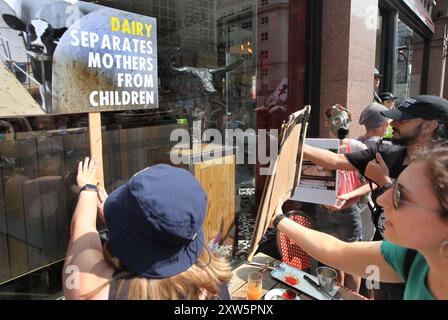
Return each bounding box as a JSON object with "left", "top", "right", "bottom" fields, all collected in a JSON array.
[{"left": 230, "top": 253, "right": 367, "bottom": 300}]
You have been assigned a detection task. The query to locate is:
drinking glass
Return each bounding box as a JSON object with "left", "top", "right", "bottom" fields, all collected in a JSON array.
[{"left": 246, "top": 271, "right": 263, "bottom": 300}]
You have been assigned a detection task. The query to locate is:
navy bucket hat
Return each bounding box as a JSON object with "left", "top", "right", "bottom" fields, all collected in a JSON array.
[{"left": 104, "top": 164, "right": 208, "bottom": 279}]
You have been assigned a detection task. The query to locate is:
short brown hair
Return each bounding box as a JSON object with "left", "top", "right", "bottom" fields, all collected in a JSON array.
[{"left": 416, "top": 147, "right": 448, "bottom": 221}]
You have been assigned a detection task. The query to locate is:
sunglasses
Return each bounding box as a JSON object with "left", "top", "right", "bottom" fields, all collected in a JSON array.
[{"left": 385, "top": 182, "right": 441, "bottom": 213}]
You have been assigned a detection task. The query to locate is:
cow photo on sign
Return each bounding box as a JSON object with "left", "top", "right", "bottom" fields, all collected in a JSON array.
[
  {"left": 0, "top": 0, "right": 158, "bottom": 115},
  {"left": 2, "top": 13, "right": 68, "bottom": 113}
]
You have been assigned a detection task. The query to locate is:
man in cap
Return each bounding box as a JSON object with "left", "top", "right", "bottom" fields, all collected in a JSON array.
[
  {"left": 357, "top": 103, "right": 390, "bottom": 149},
  {"left": 373, "top": 68, "right": 382, "bottom": 104},
  {"left": 379, "top": 92, "right": 397, "bottom": 110},
  {"left": 303, "top": 95, "right": 448, "bottom": 299},
  {"left": 305, "top": 95, "right": 448, "bottom": 234}
]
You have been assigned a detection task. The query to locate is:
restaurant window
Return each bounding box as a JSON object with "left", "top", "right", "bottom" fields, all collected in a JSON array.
[
  {"left": 376, "top": 1, "right": 434, "bottom": 102},
  {"left": 0, "top": 0, "right": 305, "bottom": 298}
]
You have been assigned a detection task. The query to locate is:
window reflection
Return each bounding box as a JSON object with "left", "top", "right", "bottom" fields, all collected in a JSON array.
[
  {"left": 0, "top": 114, "right": 89, "bottom": 289},
  {"left": 0, "top": 0, "right": 295, "bottom": 297},
  {"left": 394, "top": 19, "right": 425, "bottom": 104}
]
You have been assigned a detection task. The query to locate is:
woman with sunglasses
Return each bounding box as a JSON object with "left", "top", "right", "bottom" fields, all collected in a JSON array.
[{"left": 272, "top": 147, "right": 448, "bottom": 299}]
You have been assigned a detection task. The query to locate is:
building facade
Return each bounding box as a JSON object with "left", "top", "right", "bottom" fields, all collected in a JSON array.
[{"left": 320, "top": 0, "right": 447, "bottom": 138}]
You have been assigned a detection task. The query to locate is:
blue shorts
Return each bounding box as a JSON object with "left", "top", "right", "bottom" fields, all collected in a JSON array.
[{"left": 315, "top": 203, "right": 364, "bottom": 242}]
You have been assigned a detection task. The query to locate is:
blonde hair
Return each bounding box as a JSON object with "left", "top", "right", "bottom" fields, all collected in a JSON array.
[{"left": 82, "top": 242, "right": 232, "bottom": 300}]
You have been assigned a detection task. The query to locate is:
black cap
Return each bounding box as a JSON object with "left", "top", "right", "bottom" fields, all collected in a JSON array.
[
  {"left": 379, "top": 92, "right": 397, "bottom": 101},
  {"left": 381, "top": 95, "right": 448, "bottom": 122},
  {"left": 374, "top": 68, "right": 382, "bottom": 78}
]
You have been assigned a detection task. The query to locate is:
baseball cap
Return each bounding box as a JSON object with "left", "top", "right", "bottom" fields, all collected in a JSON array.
[
  {"left": 374, "top": 68, "right": 382, "bottom": 78},
  {"left": 379, "top": 92, "right": 397, "bottom": 101},
  {"left": 104, "top": 164, "right": 208, "bottom": 279},
  {"left": 381, "top": 95, "right": 448, "bottom": 122},
  {"left": 359, "top": 103, "right": 389, "bottom": 130}
]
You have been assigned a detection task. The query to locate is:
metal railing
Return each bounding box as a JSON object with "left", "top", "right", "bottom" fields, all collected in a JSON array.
[{"left": 0, "top": 34, "right": 52, "bottom": 113}]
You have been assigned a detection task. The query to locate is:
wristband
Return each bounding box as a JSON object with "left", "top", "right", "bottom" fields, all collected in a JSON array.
[
  {"left": 79, "top": 183, "right": 98, "bottom": 195},
  {"left": 273, "top": 214, "right": 287, "bottom": 229}
]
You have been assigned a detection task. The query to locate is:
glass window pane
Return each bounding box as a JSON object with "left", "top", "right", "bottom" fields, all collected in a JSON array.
[
  {"left": 394, "top": 19, "right": 425, "bottom": 104},
  {"left": 0, "top": 0, "right": 295, "bottom": 295}
]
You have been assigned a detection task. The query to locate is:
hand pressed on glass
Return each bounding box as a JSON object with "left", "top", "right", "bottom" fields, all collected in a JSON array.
[{"left": 77, "top": 157, "right": 99, "bottom": 188}]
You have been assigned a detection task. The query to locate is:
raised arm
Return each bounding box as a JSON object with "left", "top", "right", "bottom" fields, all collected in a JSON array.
[
  {"left": 303, "top": 144, "right": 358, "bottom": 171},
  {"left": 338, "top": 184, "right": 374, "bottom": 202},
  {"left": 63, "top": 157, "right": 113, "bottom": 300},
  {"left": 274, "top": 201, "right": 402, "bottom": 283}
]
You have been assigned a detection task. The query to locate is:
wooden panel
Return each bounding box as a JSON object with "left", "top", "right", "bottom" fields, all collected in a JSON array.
[
  {"left": 2, "top": 138, "right": 29, "bottom": 276},
  {"left": 89, "top": 113, "right": 104, "bottom": 186},
  {"left": 0, "top": 233, "right": 9, "bottom": 283},
  {"left": 51, "top": 136, "right": 70, "bottom": 257},
  {"left": 36, "top": 137, "right": 59, "bottom": 262},
  {"left": 7, "top": 237, "right": 28, "bottom": 277},
  {"left": 109, "top": 130, "right": 123, "bottom": 190},
  {"left": 0, "top": 169, "right": 10, "bottom": 282},
  {"left": 248, "top": 107, "right": 311, "bottom": 261},
  {"left": 101, "top": 130, "right": 113, "bottom": 189},
  {"left": 224, "top": 156, "right": 235, "bottom": 239},
  {"left": 118, "top": 129, "right": 130, "bottom": 181},
  {"left": 194, "top": 154, "right": 235, "bottom": 244},
  {"left": 136, "top": 127, "right": 145, "bottom": 170},
  {"left": 62, "top": 132, "right": 89, "bottom": 225},
  {"left": 0, "top": 130, "right": 91, "bottom": 281},
  {"left": 126, "top": 128, "right": 139, "bottom": 177},
  {"left": 21, "top": 137, "right": 45, "bottom": 269},
  {"left": 102, "top": 130, "right": 124, "bottom": 191}
]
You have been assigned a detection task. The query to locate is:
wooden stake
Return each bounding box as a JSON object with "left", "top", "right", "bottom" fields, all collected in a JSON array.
[{"left": 88, "top": 112, "right": 104, "bottom": 187}]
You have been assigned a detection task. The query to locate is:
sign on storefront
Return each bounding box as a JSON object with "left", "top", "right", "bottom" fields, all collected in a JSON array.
[{"left": 0, "top": 2, "right": 158, "bottom": 115}]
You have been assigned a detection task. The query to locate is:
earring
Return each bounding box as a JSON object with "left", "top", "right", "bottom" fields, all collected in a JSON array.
[{"left": 440, "top": 240, "right": 448, "bottom": 258}]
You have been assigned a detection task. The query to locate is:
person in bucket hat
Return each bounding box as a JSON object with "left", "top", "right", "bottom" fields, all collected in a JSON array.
[{"left": 63, "top": 158, "right": 231, "bottom": 300}]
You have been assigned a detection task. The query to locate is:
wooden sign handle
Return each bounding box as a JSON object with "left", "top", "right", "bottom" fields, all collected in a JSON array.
[{"left": 89, "top": 112, "right": 105, "bottom": 187}]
